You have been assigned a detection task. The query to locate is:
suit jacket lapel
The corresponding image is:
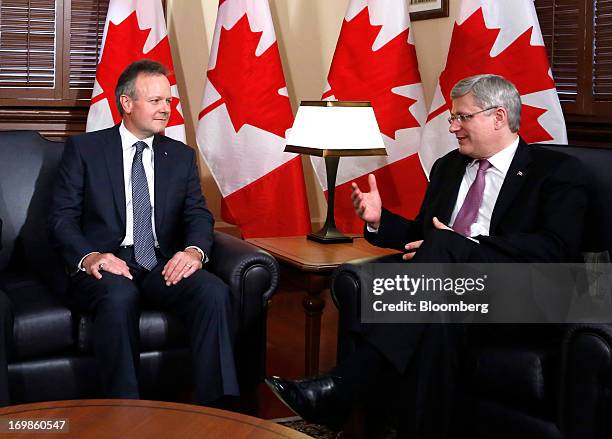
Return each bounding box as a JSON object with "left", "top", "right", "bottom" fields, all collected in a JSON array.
[
  {"left": 490, "top": 138, "right": 532, "bottom": 232},
  {"left": 103, "top": 125, "right": 126, "bottom": 228},
  {"left": 153, "top": 135, "right": 169, "bottom": 231},
  {"left": 438, "top": 153, "right": 470, "bottom": 224}
]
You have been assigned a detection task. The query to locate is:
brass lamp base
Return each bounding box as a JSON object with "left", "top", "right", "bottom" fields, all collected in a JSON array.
[
  {"left": 307, "top": 225, "right": 353, "bottom": 243},
  {"left": 306, "top": 155, "right": 353, "bottom": 244}
]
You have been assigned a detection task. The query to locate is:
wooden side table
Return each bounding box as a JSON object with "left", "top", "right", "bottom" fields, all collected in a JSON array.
[{"left": 247, "top": 236, "right": 395, "bottom": 376}]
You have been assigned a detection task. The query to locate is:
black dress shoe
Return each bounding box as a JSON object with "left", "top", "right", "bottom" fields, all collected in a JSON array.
[{"left": 265, "top": 375, "right": 350, "bottom": 427}]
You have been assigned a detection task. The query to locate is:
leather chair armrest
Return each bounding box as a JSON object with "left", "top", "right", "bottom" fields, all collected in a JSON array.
[
  {"left": 560, "top": 323, "right": 612, "bottom": 437},
  {"left": 208, "top": 231, "right": 279, "bottom": 324},
  {"left": 331, "top": 253, "right": 402, "bottom": 309},
  {"left": 208, "top": 231, "right": 279, "bottom": 388},
  {"left": 331, "top": 253, "right": 402, "bottom": 361}
]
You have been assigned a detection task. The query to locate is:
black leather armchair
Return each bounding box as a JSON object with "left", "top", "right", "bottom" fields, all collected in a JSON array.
[
  {"left": 331, "top": 144, "right": 612, "bottom": 438},
  {"left": 0, "top": 130, "right": 279, "bottom": 406}
]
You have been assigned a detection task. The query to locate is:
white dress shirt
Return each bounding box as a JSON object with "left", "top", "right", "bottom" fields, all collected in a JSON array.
[
  {"left": 119, "top": 122, "right": 158, "bottom": 247},
  {"left": 448, "top": 137, "right": 519, "bottom": 237}
]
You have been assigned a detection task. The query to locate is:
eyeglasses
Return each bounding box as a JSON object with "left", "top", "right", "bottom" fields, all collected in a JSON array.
[{"left": 447, "top": 106, "right": 498, "bottom": 124}]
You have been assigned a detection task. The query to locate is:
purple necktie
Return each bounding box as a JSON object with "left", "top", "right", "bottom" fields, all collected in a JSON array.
[{"left": 453, "top": 159, "right": 491, "bottom": 237}]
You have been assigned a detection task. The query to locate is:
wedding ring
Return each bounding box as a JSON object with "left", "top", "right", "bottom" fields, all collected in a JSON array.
[
  {"left": 99, "top": 263, "right": 105, "bottom": 270},
  {"left": 186, "top": 264, "right": 192, "bottom": 269}
]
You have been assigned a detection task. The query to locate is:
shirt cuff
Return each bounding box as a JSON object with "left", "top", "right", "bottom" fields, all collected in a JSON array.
[
  {"left": 78, "top": 251, "right": 100, "bottom": 271},
  {"left": 185, "top": 246, "right": 208, "bottom": 264}
]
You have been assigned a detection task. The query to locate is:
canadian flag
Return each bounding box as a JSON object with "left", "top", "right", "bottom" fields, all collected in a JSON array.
[
  {"left": 196, "top": 0, "right": 311, "bottom": 238},
  {"left": 312, "top": 0, "right": 428, "bottom": 234},
  {"left": 419, "top": 0, "right": 567, "bottom": 175},
  {"left": 86, "top": 0, "right": 186, "bottom": 142}
]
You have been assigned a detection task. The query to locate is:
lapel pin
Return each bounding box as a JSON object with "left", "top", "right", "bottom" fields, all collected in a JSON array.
[
  {"left": 517, "top": 171, "right": 523, "bottom": 176},
  {"left": 164, "top": 151, "right": 168, "bottom": 156}
]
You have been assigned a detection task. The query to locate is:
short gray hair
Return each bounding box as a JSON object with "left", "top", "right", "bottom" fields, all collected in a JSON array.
[
  {"left": 451, "top": 74, "right": 522, "bottom": 133},
  {"left": 115, "top": 59, "right": 168, "bottom": 117}
]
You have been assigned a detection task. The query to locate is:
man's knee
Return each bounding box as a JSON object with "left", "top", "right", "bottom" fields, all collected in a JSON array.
[
  {"left": 190, "top": 273, "right": 232, "bottom": 311},
  {"left": 91, "top": 275, "right": 140, "bottom": 315},
  {"left": 414, "top": 229, "right": 469, "bottom": 262},
  {"left": 427, "top": 229, "right": 462, "bottom": 248}
]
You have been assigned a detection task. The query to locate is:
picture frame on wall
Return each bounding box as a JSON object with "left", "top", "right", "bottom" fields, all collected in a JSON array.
[{"left": 408, "top": 0, "right": 450, "bottom": 21}]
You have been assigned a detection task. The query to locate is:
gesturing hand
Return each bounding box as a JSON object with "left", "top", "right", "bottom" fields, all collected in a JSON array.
[
  {"left": 351, "top": 174, "right": 382, "bottom": 229},
  {"left": 83, "top": 253, "right": 133, "bottom": 280},
  {"left": 161, "top": 249, "right": 202, "bottom": 286}
]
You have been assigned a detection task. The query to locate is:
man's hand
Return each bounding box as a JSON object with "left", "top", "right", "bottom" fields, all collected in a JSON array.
[
  {"left": 162, "top": 249, "right": 202, "bottom": 286},
  {"left": 432, "top": 216, "right": 452, "bottom": 231},
  {"left": 83, "top": 252, "right": 133, "bottom": 280},
  {"left": 351, "top": 174, "right": 382, "bottom": 229},
  {"left": 402, "top": 240, "right": 423, "bottom": 261},
  {"left": 402, "top": 217, "right": 452, "bottom": 261}
]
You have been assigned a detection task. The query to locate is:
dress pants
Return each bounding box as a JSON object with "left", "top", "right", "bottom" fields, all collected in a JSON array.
[
  {"left": 70, "top": 246, "right": 239, "bottom": 404},
  {"left": 340, "top": 229, "right": 517, "bottom": 437}
]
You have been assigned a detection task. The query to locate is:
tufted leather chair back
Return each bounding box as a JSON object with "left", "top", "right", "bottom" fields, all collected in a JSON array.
[
  {"left": 0, "top": 131, "right": 68, "bottom": 294},
  {"left": 540, "top": 144, "right": 612, "bottom": 255}
]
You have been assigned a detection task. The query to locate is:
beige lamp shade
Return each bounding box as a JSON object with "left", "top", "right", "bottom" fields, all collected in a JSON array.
[{"left": 285, "top": 101, "right": 386, "bottom": 157}]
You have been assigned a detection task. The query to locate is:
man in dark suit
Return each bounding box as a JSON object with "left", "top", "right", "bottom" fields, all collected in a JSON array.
[
  {"left": 49, "top": 60, "right": 238, "bottom": 405},
  {"left": 266, "top": 74, "right": 587, "bottom": 436}
]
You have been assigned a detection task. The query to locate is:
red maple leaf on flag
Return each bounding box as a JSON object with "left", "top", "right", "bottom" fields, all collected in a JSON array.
[
  {"left": 201, "top": 15, "right": 293, "bottom": 138},
  {"left": 322, "top": 8, "right": 422, "bottom": 139},
  {"left": 436, "top": 8, "right": 555, "bottom": 143},
  {"left": 520, "top": 104, "right": 552, "bottom": 142},
  {"left": 90, "top": 12, "right": 183, "bottom": 128}
]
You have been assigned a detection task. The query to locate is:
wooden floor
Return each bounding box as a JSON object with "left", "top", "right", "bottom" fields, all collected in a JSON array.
[{"left": 257, "top": 280, "right": 339, "bottom": 420}]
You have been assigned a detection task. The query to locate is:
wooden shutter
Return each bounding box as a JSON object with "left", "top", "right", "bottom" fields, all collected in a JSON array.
[
  {"left": 0, "top": 0, "right": 57, "bottom": 97},
  {"left": 535, "top": 0, "right": 583, "bottom": 103},
  {"left": 64, "top": 0, "right": 109, "bottom": 100},
  {"left": 593, "top": 0, "right": 612, "bottom": 102}
]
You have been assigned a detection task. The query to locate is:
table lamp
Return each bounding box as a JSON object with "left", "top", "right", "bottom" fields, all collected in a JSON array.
[{"left": 285, "top": 101, "right": 386, "bottom": 243}]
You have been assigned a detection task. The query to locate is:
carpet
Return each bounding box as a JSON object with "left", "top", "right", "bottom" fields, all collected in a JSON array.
[
  {"left": 276, "top": 416, "right": 396, "bottom": 439},
  {"left": 276, "top": 417, "right": 339, "bottom": 438}
]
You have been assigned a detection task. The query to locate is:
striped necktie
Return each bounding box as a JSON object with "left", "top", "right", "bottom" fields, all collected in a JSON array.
[{"left": 132, "top": 141, "right": 158, "bottom": 270}]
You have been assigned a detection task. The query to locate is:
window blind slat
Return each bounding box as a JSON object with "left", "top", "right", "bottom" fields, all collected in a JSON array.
[
  {"left": 0, "top": 0, "right": 56, "bottom": 88},
  {"left": 68, "top": 0, "right": 109, "bottom": 90},
  {"left": 535, "top": 0, "right": 581, "bottom": 102},
  {"left": 0, "top": 0, "right": 110, "bottom": 95},
  {"left": 594, "top": 0, "right": 612, "bottom": 100}
]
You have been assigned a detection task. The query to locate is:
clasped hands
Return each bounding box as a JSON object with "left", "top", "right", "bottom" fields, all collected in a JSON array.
[
  {"left": 82, "top": 248, "right": 202, "bottom": 285},
  {"left": 351, "top": 174, "right": 453, "bottom": 261}
]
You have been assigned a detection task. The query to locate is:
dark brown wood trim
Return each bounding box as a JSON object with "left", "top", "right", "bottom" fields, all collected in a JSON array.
[
  {"left": 0, "top": 107, "right": 88, "bottom": 140},
  {"left": 566, "top": 117, "right": 612, "bottom": 148},
  {"left": 0, "top": 98, "right": 91, "bottom": 107}
]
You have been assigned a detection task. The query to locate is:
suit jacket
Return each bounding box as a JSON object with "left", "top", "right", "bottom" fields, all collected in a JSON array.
[
  {"left": 49, "top": 125, "right": 214, "bottom": 269},
  {"left": 366, "top": 139, "right": 588, "bottom": 262}
]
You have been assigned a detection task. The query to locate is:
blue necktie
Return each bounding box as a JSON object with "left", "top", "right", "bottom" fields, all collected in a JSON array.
[{"left": 132, "top": 141, "right": 158, "bottom": 270}]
